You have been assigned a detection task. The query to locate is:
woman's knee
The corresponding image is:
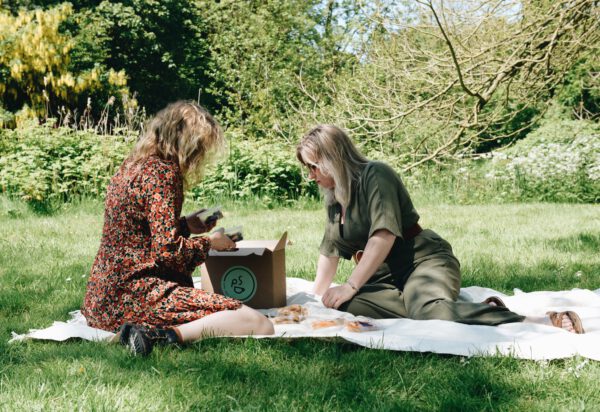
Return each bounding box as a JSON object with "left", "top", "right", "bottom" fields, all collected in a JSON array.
[{"left": 238, "top": 305, "right": 274, "bottom": 335}]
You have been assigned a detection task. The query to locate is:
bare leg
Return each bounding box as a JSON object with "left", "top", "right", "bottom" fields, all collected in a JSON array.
[{"left": 175, "top": 305, "right": 274, "bottom": 343}]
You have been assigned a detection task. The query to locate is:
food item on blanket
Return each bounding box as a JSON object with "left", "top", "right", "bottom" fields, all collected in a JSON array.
[
  {"left": 277, "top": 304, "right": 308, "bottom": 317},
  {"left": 271, "top": 304, "right": 308, "bottom": 325},
  {"left": 271, "top": 314, "right": 302, "bottom": 324},
  {"left": 311, "top": 318, "right": 345, "bottom": 330},
  {"left": 345, "top": 318, "right": 379, "bottom": 333}
]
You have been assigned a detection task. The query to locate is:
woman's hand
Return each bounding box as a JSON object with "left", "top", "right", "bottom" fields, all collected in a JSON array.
[
  {"left": 208, "top": 230, "right": 236, "bottom": 251},
  {"left": 322, "top": 283, "right": 356, "bottom": 309},
  {"left": 313, "top": 254, "right": 339, "bottom": 295}
]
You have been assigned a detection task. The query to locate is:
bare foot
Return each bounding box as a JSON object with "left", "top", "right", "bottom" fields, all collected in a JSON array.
[{"left": 546, "top": 311, "right": 585, "bottom": 334}]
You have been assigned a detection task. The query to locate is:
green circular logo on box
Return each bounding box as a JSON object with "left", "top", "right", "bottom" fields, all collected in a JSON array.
[{"left": 221, "top": 266, "right": 257, "bottom": 302}]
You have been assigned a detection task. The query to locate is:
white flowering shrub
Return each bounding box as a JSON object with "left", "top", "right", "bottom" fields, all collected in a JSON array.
[
  {"left": 487, "top": 134, "right": 599, "bottom": 202},
  {"left": 402, "top": 120, "right": 600, "bottom": 205}
]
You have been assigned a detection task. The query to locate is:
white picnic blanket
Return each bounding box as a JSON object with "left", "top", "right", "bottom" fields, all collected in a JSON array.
[{"left": 9, "top": 278, "right": 600, "bottom": 361}]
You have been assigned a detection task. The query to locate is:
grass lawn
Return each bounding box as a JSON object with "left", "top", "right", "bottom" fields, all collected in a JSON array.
[{"left": 1, "top": 196, "right": 599, "bottom": 411}]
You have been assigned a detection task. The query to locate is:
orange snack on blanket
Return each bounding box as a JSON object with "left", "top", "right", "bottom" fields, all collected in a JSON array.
[
  {"left": 311, "top": 319, "right": 344, "bottom": 330},
  {"left": 271, "top": 304, "right": 309, "bottom": 325},
  {"left": 271, "top": 314, "right": 302, "bottom": 324},
  {"left": 345, "top": 319, "right": 378, "bottom": 333}
]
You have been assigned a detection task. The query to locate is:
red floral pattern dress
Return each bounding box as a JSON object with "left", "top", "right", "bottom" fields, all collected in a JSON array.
[{"left": 82, "top": 156, "right": 241, "bottom": 332}]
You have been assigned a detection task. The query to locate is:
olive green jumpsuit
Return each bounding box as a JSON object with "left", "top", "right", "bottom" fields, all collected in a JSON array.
[{"left": 320, "top": 161, "right": 525, "bottom": 325}]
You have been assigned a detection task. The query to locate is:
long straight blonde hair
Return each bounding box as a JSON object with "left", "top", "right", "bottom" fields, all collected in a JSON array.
[
  {"left": 296, "top": 125, "right": 368, "bottom": 207},
  {"left": 127, "top": 100, "right": 224, "bottom": 184}
]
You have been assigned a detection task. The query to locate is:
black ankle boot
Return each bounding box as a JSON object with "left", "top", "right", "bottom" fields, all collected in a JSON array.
[
  {"left": 126, "top": 325, "right": 180, "bottom": 356},
  {"left": 118, "top": 323, "right": 134, "bottom": 346}
]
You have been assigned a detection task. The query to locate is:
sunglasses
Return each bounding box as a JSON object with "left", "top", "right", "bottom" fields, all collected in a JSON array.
[{"left": 304, "top": 162, "right": 319, "bottom": 172}]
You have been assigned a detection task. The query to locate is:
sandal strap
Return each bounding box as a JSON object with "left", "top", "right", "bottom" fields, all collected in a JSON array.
[
  {"left": 546, "top": 311, "right": 585, "bottom": 334},
  {"left": 483, "top": 296, "right": 507, "bottom": 308}
]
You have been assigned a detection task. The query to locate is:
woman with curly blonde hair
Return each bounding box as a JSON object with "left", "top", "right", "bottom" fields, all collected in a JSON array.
[{"left": 82, "top": 101, "right": 273, "bottom": 356}]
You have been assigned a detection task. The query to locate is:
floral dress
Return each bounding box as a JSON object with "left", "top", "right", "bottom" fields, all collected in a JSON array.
[{"left": 82, "top": 156, "right": 241, "bottom": 332}]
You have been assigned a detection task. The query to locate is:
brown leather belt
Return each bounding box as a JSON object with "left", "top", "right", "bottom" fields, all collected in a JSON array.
[
  {"left": 352, "top": 223, "right": 423, "bottom": 264},
  {"left": 403, "top": 222, "right": 423, "bottom": 241}
]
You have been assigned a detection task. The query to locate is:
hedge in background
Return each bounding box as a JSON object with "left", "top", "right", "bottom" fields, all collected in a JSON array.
[
  {"left": 0, "top": 123, "right": 132, "bottom": 204},
  {"left": 1, "top": 120, "right": 597, "bottom": 207},
  {"left": 0, "top": 125, "right": 317, "bottom": 206},
  {"left": 192, "top": 138, "right": 318, "bottom": 204},
  {"left": 486, "top": 120, "right": 600, "bottom": 203},
  {"left": 414, "top": 119, "right": 600, "bottom": 205}
]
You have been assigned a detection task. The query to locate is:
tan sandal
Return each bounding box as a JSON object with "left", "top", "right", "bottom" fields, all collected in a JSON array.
[
  {"left": 547, "top": 311, "right": 585, "bottom": 334},
  {"left": 483, "top": 296, "right": 507, "bottom": 308}
]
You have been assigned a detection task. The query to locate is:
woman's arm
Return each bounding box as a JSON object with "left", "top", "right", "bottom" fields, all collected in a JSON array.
[
  {"left": 347, "top": 229, "right": 396, "bottom": 290},
  {"left": 313, "top": 254, "right": 339, "bottom": 295},
  {"left": 143, "top": 162, "right": 212, "bottom": 273},
  {"left": 321, "top": 229, "right": 395, "bottom": 309}
]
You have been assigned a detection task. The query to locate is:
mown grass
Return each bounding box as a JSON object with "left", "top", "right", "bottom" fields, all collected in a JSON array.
[{"left": 1, "top": 195, "right": 599, "bottom": 411}]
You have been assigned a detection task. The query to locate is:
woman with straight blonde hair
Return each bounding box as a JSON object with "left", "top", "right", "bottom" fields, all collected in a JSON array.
[
  {"left": 82, "top": 101, "right": 273, "bottom": 356},
  {"left": 296, "top": 125, "right": 585, "bottom": 333}
]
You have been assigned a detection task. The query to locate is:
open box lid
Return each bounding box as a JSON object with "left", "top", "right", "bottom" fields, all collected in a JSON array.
[{"left": 208, "top": 232, "right": 287, "bottom": 257}]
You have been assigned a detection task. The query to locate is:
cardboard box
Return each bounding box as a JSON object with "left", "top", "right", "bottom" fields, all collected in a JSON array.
[{"left": 200, "top": 232, "right": 287, "bottom": 309}]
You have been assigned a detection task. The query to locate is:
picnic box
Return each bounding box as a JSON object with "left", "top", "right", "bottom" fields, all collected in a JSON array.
[{"left": 200, "top": 232, "right": 287, "bottom": 309}]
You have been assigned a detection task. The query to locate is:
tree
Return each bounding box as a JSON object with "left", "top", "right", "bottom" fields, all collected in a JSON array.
[
  {"left": 296, "top": 0, "right": 600, "bottom": 169},
  {"left": 0, "top": 3, "right": 129, "bottom": 125},
  {"left": 68, "top": 0, "right": 211, "bottom": 113},
  {"left": 197, "top": 0, "right": 353, "bottom": 139}
]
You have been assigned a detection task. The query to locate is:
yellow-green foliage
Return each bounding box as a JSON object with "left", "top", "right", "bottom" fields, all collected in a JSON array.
[{"left": 0, "top": 3, "right": 129, "bottom": 124}]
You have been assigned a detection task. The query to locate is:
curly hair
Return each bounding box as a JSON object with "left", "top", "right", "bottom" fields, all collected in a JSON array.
[{"left": 128, "top": 100, "right": 224, "bottom": 184}]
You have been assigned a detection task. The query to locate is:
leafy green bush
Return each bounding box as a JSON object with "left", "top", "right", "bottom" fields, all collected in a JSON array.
[
  {"left": 2, "top": 120, "right": 596, "bottom": 208},
  {"left": 486, "top": 135, "right": 599, "bottom": 203},
  {"left": 192, "top": 137, "right": 318, "bottom": 205},
  {"left": 0, "top": 124, "right": 318, "bottom": 207},
  {"left": 505, "top": 119, "right": 600, "bottom": 152},
  {"left": 0, "top": 122, "right": 132, "bottom": 205},
  {"left": 397, "top": 120, "right": 600, "bottom": 205}
]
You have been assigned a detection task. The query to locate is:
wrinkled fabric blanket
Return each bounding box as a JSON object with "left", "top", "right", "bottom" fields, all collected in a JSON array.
[{"left": 10, "top": 278, "right": 600, "bottom": 361}]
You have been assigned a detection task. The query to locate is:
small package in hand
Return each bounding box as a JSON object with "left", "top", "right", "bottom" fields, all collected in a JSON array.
[
  {"left": 223, "top": 226, "right": 244, "bottom": 242},
  {"left": 198, "top": 206, "right": 223, "bottom": 225},
  {"left": 210, "top": 226, "right": 243, "bottom": 250}
]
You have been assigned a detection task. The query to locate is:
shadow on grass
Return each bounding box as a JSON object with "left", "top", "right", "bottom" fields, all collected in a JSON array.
[
  {"left": 1, "top": 336, "right": 533, "bottom": 411},
  {"left": 543, "top": 232, "right": 600, "bottom": 254},
  {"left": 462, "top": 257, "right": 599, "bottom": 293}
]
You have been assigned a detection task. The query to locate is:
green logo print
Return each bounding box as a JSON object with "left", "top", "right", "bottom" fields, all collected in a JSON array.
[{"left": 221, "top": 266, "right": 257, "bottom": 302}]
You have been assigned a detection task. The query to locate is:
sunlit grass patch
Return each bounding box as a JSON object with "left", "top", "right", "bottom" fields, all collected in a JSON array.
[{"left": 1, "top": 197, "right": 599, "bottom": 410}]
